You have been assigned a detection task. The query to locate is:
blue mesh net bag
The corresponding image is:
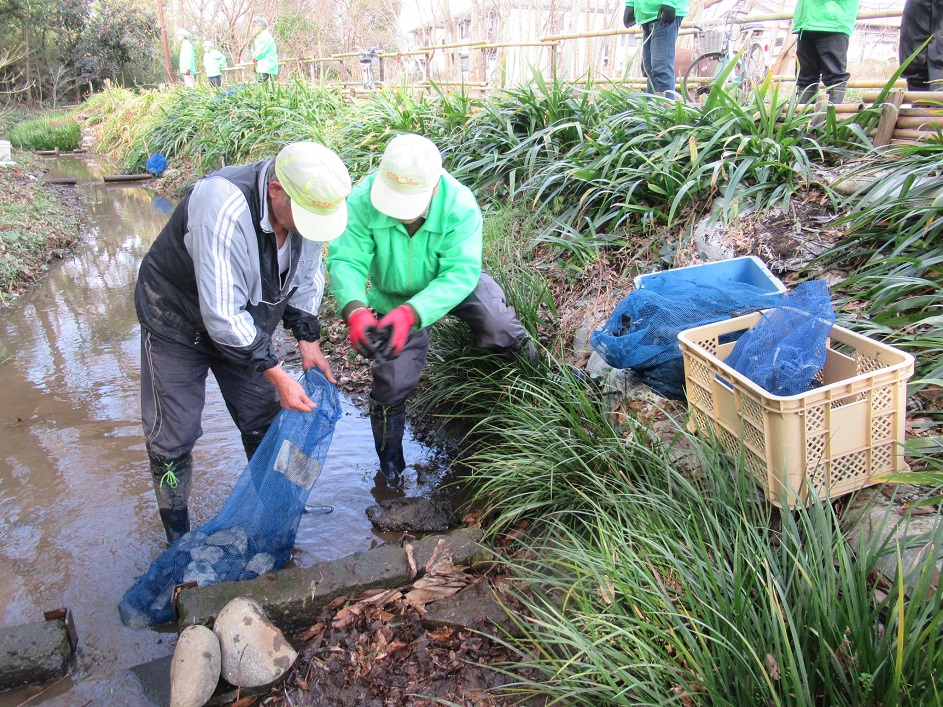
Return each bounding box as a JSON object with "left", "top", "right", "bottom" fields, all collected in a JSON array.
[
  {"left": 119, "top": 368, "right": 342, "bottom": 628},
  {"left": 590, "top": 276, "right": 785, "bottom": 399},
  {"left": 724, "top": 280, "right": 835, "bottom": 396}
]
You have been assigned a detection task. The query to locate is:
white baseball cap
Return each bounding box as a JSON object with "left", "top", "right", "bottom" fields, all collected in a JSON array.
[
  {"left": 370, "top": 134, "right": 443, "bottom": 221},
  {"left": 274, "top": 142, "right": 351, "bottom": 241}
]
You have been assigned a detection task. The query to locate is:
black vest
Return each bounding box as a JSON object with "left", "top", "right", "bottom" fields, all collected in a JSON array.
[{"left": 134, "top": 161, "right": 303, "bottom": 369}]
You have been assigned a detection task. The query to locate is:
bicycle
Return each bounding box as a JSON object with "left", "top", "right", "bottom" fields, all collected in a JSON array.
[
  {"left": 358, "top": 47, "right": 379, "bottom": 90},
  {"left": 681, "top": 10, "right": 768, "bottom": 106}
]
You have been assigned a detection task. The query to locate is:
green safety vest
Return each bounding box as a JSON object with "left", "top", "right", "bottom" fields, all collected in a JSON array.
[
  {"left": 179, "top": 39, "right": 196, "bottom": 75},
  {"left": 253, "top": 30, "right": 279, "bottom": 75},
  {"left": 203, "top": 49, "right": 227, "bottom": 78},
  {"left": 792, "top": 0, "right": 860, "bottom": 35},
  {"left": 625, "top": 0, "right": 690, "bottom": 26}
]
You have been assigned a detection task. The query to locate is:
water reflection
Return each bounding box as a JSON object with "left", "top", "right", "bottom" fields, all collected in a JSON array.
[{"left": 0, "top": 155, "right": 444, "bottom": 706}]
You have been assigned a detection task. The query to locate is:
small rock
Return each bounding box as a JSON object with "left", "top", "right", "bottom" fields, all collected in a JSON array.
[
  {"left": 206, "top": 528, "right": 248, "bottom": 556},
  {"left": 214, "top": 597, "right": 297, "bottom": 688},
  {"left": 245, "top": 553, "right": 275, "bottom": 575},
  {"left": 183, "top": 560, "right": 218, "bottom": 585},
  {"left": 190, "top": 545, "right": 225, "bottom": 565},
  {"left": 366, "top": 497, "right": 455, "bottom": 533},
  {"left": 169, "top": 625, "right": 221, "bottom": 707}
]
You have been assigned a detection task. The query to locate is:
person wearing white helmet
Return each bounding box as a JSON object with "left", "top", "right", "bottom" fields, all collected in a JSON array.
[
  {"left": 328, "top": 133, "right": 536, "bottom": 489},
  {"left": 135, "top": 143, "right": 351, "bottom": 543}
]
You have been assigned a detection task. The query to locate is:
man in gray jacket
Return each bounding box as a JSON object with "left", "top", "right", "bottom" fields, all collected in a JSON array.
[{"left": 135, "top": 142, "right": 351, "bottom": 543}]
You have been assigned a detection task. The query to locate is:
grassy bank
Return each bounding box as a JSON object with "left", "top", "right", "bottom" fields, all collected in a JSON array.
[
  {"left": 79, "top": 80, "right": 943, "bottom": 705},
  {"left": 0, "top": 151, "right": 81, "bottom": 306}
]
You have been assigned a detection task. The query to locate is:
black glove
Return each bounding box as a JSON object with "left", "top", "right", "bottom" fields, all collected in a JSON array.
[
  {"left": 623, "top": 5, "right": 636, "bottom": 27},
  {"left": 657, "top": 4, "right": 676, "bottom": 24}
]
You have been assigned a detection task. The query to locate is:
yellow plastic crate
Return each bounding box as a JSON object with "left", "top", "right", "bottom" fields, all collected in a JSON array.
[{"left": 678, "top": 312, "right": 915, "bottom": 508}]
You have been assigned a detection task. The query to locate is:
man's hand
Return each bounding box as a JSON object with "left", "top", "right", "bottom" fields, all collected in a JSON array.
[
  {"left": 347, "top": 307, "right": 380, "bottom": 358},
  {"left": 376, "top": 304, "right": 416, "bottom": 357},
  {"left": 298, "top": 339, "right": 336, "bottom": 384},
  {"left": 657, "top": 4, "right": 676, "bottom": 23},
  {"left": 264, "top": 364, "right": 316, "bottom": 413},
  {"left": 623, "top": 5, "right": 636, "bottom": 27}
]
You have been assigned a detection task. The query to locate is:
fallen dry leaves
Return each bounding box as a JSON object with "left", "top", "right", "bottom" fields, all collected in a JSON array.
[{"left": 267, "top": 541, "right": 546, "bottom": 707}]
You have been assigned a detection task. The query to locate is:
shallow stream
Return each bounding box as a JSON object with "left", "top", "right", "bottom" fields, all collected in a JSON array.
[{"left": 0, "top": 154, "right": 444, "bottom": 705}]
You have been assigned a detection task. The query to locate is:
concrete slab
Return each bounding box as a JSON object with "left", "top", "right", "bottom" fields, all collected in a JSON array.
[
  {"left": 421, "top": 579, "right": 521, "bottom": 637},
  {"left": 176, "top": 528, "right": 488, "bottom": 634},
  {"left": 843, "top": 488, "right": 942, "bottom": 594},
  {"left": 0, "top": 618, "right": 72, "bottom": 691}
]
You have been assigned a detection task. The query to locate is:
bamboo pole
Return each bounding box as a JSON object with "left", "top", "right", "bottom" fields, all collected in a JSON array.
[
  {"left": 896, "top": 116, "right": 943, "bottom": 128},
  {"left": 418, "top": 40, "right": 487, "bottom": 51},
  {"left": 899, "top": 107, "right": 943, "bottom": 117},
  {"left": 862, "top": 90, "right": 943, "bottom": 104},
  {"left": 892, "top": 129, "right": 933, "bottom": 140}
]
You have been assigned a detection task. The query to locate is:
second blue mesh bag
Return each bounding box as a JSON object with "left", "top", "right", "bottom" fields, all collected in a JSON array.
[
  {"left": 119, "top": 368, "right": 342, "bottom": 628},
  {"left": 590, "top": 276, "right": 785, "bottom": 398},
  {"left": 724, "top": 280, "right": 835, "bottom": 396}
]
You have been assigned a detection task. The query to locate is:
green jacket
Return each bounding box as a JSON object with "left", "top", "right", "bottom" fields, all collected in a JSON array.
[
  {"left": 253, "top": 29, "right": 279, "bottom": 75},
  {"left": 625, "top": 0, "right": 689, "bottom": 25},
  {"left": 203, "top": 48, "right": 227, "bottom": 78},
  {"left": 792, "top": 0, "right": 859, "bottom": 35},
  {"left": 327, "top": 171, "right": 483, "bottom": 327},
  {"left": 179, "top": 39, "right": 196, "bottom": 75}
]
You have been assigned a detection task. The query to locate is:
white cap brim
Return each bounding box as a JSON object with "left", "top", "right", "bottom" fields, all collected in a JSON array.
[
  {"left": 290, "top": 199, "right": 349, "bottom": 242},
  {"left": 370, "top": 174, "right": 436, "bottom": 221}
]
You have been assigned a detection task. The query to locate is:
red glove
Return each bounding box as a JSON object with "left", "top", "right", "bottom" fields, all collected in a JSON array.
[
  {"left": 347, "top": 307, "right": 379, "bottom": 358},
  {"left": 377, "top": 305, "right": 416, "bottom": 357}
]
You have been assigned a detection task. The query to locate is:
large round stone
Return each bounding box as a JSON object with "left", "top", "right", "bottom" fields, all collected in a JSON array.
[
  {"left": 213, "top": 597, "right": 297, "bottom": 688},
  {"left": 169, "top": 624, "right": 221, "bottom": 707}
]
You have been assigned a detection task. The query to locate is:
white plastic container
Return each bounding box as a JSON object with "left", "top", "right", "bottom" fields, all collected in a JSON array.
[{"left": 0, "top": 140, "right": 11, "bottom": 162}]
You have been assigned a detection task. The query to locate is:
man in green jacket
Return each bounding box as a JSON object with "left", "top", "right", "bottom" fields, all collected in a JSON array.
[
  {"left": 203, "top": 41, "right": 228, "bottom": 87},
  {"left": 327, "top": 134, "right": 534, "bottom": 488},
  {"left": 792, "top": 0, "right": 860, "bottom": 104},
  {"left": 252, "top": 17, "right": 279, "bottom": 82},
  {"left": 178, "top": 30, "right": 196, "bottom": 87},
  {"left": 623, "top": 0, "right": 689, "bottom": 96}
]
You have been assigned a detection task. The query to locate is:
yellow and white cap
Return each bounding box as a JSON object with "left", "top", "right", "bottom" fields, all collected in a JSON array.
[
  {"left": 370, "top": 133, "right": 443, "bottom": 221},
  {"left": 274, "top": 142, "right": 351, "bottom": 241}
]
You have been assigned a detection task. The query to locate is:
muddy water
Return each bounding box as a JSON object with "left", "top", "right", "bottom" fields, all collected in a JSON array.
[{"left": 0, "top": 155, "right": 443, "bottom": 706}]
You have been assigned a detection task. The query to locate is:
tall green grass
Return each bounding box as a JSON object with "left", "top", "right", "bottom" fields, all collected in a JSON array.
[
  {"left": 7, "top": 112, "right": 81, "bottom": 151},
  {"left": 429, "top": 367, "right": 943, "bottom": 705}
]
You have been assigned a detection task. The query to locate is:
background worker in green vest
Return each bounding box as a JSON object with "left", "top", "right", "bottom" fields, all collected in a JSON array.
[
  {"left": 623, "top": 0, "right": 689, "bottom": 96},
  {"left": 251, "top": 17, "right": 279, "bottom": 83},
  {"left": 327, "top": 134, "right": 536, "bottom": 489},
  {"left": 178, "top": 30, "right": 196, "bottom": 87},
  {"left": 203, "top": 41, "right": 228, "bottom": 87},
  {"left": 792, "top": 0, "right": 860, "bottom": 104}
]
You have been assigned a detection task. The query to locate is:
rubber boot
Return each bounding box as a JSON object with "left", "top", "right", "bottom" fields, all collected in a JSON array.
[
  {"left": 510, "top": 338, "right": 539, "bottom": 367},
  {"left": 241, "top": 429, "right": 268, "bottom": 461},
  {"left": 827, "top": 83, "right": 847, "bottom": 105},
  {"left": 369, "top": 398, "right": 406, "bottom": 488},
  {"left": 149, "top": 453, "right": 193, "bottom": 545}
]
